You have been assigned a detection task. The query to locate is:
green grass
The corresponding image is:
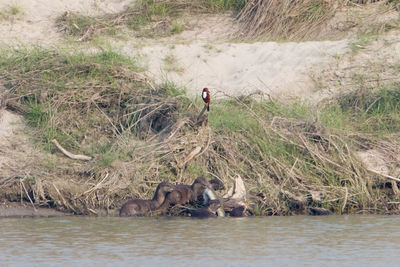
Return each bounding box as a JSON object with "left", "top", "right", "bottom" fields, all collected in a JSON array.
[
  {"left": 207, "top": 96, "right": 366, "bottom": 214},
  {"left": 202, "top": 0, "right": 246, "bottom": 12},
  {"left": 24, "top": 99, "right": 64, "bottom": 148},
  {"left": 0, "top": 47, "right": 142, "bottom": 149},
  {"left": 25, "top": 100, "right": 49, "bottom": 128},
  {"left": 0, "top": 46, "right": 191, "bottom": 166},
  {"left": 208, "top": 85, "right": 399, "bottom": 213},
  {"left": 161, "top": 79, "right": 187, "bottom": 97},
  {"left": 209, "top": 100, "right": 261, "bottom": 132},
  {"left": 320, "top": 85, "right": 400, "bottom": 134},
  {"left": 170, "top": 21, "right": 184, "bottom": 34}
]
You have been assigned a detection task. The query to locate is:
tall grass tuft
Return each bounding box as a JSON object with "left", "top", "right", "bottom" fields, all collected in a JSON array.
[{"left": 236, "top": 0, "right": 337, "bottom": 40}]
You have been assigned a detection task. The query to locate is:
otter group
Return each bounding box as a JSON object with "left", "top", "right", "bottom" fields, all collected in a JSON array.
[
  {"left": 119, "top": 177, "right": 247, "bottom": 218},
  {"left": 120, "top": 177, "right": 217, "bottom": 217}
]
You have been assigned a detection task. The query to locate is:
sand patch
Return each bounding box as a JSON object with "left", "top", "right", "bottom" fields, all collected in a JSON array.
[
  {"left": 315, "top": 29, "right": 400, "bottom": 101},
  {"left": 0, "top": 109, "right": 21, "bottom": 137},
  {"left": 0, "top": 109, "right": 39, "bottom": 182},
  {"left": 0, "top": 0, "right": 131, "bottom": 46},
  {"left": 121, "top": 39, "right": 349, "bottom": 100}
]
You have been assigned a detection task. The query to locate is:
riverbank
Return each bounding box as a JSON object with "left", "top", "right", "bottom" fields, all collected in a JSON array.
[{"left": 0, "top": 0, "right": 399, "bottom": 216}]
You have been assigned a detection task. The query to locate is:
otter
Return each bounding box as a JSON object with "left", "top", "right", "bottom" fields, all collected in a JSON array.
[
  {"left": 209, "top": 178, "right": 225, "bottom": 191},
  {"left": 229, "top": 205, "right": 247, "bottom": 217},
  {"left": 119, "top": 182, "right": 174, "bottom": 217},
  {"left": 309, "top": 207, "right": 333, "bottom": 216},
  {"left": 202, "top": 188, "right": 225, "bottom": 217},
  {"left": 188, "top": 200, "right": 221, "bottom": 218},
  {"left": 197, "top": 178, "right": 224, "bottom": 205},
  {"left": 158, "top": 176, "right": 212, "bottom": 211}
]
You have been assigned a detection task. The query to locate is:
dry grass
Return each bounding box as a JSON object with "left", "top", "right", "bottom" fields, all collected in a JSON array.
[
  {"left": 236, "top": 0, "right": 338, "bottom": 40},
  {"left": 235, "top": 0, "right": 399, "bottom": 41},
  {"left": 56, "top": 0, "right": 241, "bottom": 41},
  {"left": 1, "top": 47, "right": 399, "bottom": 215},
  {"left": 0, "top": 48, "right": 196, "bottom": 214},
  {"left": 55, "top": 0, "right": 399, "bottom": 42},
  {"left": 206, "top": 95, "right": 400, "bottom": 215}
]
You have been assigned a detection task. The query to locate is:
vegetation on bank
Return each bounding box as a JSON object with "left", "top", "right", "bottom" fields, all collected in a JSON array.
[
  {"left": 55, "top": 0, "right": 400, "bottom": 42},
  {"left": 1, "top": 0, "right": 399, "bottom": 216},
  {"left": 237, "top": 0, "right": 400, "bottom": 40},
  {"left": 1, "top": 47, "right": 399, "bottom": 215},
  {"left": 56, "top": 0, "right": 245, "bottom": 40}
]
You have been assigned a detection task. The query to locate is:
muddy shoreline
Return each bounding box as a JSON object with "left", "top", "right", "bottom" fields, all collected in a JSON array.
[
  {"left": 0, "top": 202, "right": 69, "bottom": 218},
  {"left": 2, "top": 201, "right": 399, "bottom": 218}
]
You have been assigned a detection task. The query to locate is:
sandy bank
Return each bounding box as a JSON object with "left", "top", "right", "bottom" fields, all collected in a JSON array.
[{"left": 126, "top": 39, "right": 349, "bottom": 100}]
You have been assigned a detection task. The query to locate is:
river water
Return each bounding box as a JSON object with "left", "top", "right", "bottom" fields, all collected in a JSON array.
[{"left": 1, "top": 215, "right": 399, "bottom": 266}]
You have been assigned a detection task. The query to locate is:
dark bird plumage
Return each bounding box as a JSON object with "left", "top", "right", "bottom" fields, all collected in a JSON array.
[{"left": 202, "top": 88, "right": 210, "bottom": 111}]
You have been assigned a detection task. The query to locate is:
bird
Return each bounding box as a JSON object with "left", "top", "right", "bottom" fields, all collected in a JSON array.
[{"left": 202, "top": 88, "right": 210, "bottom": 111}]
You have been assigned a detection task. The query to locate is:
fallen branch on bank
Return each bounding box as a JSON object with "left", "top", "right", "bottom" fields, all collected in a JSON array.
[
  {"left": 367, "top": 168, "right": 400, "bottom": 182},
  {"left": 5, "top": 99, "right": 29, "bottom": 114},
  {"left": 225, "top": 175, "right": 247, "bottom": 200},
  {"left": 20, "top": 178, "right": 37, "bottom": 212},
  {"left": 51, "top": 139, "right": 92, "bottom": 161},
  {"left": 178, "top": 146, "right": 202, "bottom": 168},
  {"left": 196, "top": 105, "right": 207, "bottom": 122},
  {"left": 223, "top": 175, "right": 247, "bottom": 209}
]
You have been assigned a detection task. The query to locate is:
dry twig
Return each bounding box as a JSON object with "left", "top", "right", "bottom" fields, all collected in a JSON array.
[{"left": 51, "top": 139, "right": 92, "bottom": 161}]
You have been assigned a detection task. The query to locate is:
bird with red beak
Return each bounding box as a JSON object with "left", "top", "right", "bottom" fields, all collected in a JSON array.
[{"left": 202, "top": 88, "right": 210, "bottom": 111}]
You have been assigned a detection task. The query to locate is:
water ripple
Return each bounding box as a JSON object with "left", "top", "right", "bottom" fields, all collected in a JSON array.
[{"left": 1, "top": 215, "right": 399, "bottom": 266}]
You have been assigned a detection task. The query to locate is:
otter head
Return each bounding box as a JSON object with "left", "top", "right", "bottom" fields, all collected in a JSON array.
[
  {"left": 192, "top": 176, "right": 212, "bottom": 189},
  {"left": 209, "top": 178, "right": 225, "bottom": 191},
  {"left": 191, "top": 176, "right": 212, "bottom": 197},
  {"left": 157, "top": 181, "right": 175, "bottom": 192},
  {"left": 152, "top": 181, "right": 176, "bottom": 203}
]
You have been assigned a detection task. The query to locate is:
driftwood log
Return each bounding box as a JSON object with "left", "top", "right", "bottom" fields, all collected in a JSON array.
[
  {"left": 223, "top": 175, "right": 247, "bottom": 210},
  {"left": 203, "top": 175, "right": 250, "bottom": 217}
]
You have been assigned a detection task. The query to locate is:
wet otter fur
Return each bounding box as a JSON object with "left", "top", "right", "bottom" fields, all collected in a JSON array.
[
  {"left": 209, "top": 178, "right": 225, "bottom": 191},
  {"left": 309, "top": 207, "right": 333, "bottom": 216},
  {"left": 198, "top": 178, "right": 225, "bottom": 204},
  {"left": 229, "top": 205, "right": 249, "bottom": 217},
  {"left": 119, "top": 182, "right": 174, "bottom": 217},
  {"left": 188, "top": 200, "right": 221, "bottom": 218},
  {"left": 158, "top": 176, "right": 212, "bottom": 211}
]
